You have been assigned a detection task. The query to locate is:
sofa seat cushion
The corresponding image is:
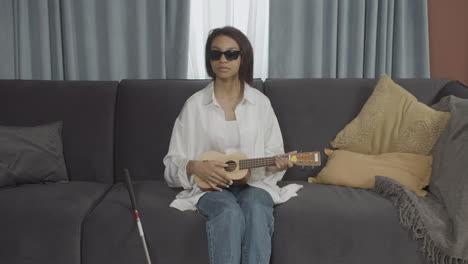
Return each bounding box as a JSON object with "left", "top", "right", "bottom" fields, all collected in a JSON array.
[
  {"left": 272, "top": 181, "right": 424, "bottom": 264},
  {"left": 82, "top": 181, "right": 209, "bottom": 264},
  {"left": 0, "top": 182, "right": 111, "bottom": 264},
  {"left": 83, "top": 181, "right": 425, "bottom": 264}
]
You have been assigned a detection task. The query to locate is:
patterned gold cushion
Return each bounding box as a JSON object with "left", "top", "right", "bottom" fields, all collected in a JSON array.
[
  {"left": 309, "top": 149, "right": 432, "bottom": 196},
  {"left": 331, "top": 74, "right": 450, "bottom": 155}
]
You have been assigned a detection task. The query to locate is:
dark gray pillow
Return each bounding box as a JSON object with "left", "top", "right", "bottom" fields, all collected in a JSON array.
[
  {"left": 433, "top": 80, "right": 468, "bottom": 104},
  {"left": 430, "top": 95, "right": 468, "bottom": 202},
  {"left": 0, "top": 121, "right": 68, "bottom": 188}
]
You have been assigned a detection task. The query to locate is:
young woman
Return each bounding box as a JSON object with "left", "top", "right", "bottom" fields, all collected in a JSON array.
[{"left": 163, "top": 26, "right": 303, "bottom": 264}]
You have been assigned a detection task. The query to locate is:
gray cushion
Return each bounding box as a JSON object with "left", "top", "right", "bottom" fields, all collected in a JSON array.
[
  {"left": 0, "top": 80, "right": 118, "bottom": 183},
  {"left": 0, "top": 182, "right": 111, "bottom": 264},
  {"left": 0, "top": 122, "right": 68, "bottom": 188},
  {"left": 430, "top": 95, "right": 468, "bottom": 209},
  {"left": 83, "top": 180, "right": 424, "bottom": 264},
  {"left": 115, "top": 79, "right": 263, "bottom": 182},
  {"left": 272, "top": 181, "right": 424, "bottom": 264},
  {"left": 265, "top": 78, "right": 450, "bottom": 181},
  {"left": 433, "top": 80, "right": 468, "bottom": 104},
  {"left": 82, "top": 181, "right": 209, "bottom": 264}
]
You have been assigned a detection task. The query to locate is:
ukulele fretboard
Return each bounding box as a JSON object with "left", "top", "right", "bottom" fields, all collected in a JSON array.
[{"left": 239, "top": 155, "right": 288, "bottom": 170}]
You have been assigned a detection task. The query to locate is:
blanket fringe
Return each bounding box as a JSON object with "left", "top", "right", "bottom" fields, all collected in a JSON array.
[{"left": 374, "top": 177, "right": 468, "bottom": 264}]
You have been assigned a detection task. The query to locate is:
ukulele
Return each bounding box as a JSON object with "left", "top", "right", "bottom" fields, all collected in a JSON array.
[{"left": 193, "top": 151, "right": 321, "bottom": 191}]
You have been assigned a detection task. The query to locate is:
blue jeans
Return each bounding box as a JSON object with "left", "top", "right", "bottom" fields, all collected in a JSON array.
[{"left": 196, "top": 185, "right": 275, "bottom": 264}]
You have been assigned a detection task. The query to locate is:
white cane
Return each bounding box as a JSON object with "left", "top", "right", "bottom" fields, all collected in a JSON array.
[{"left": 124, "top": 169, "right": 152, "bottom": 264}]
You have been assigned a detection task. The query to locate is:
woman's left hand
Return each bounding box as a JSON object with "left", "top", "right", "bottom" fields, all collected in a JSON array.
[{"left": 267, "top": 151, "right": 297, "bottom": 172}]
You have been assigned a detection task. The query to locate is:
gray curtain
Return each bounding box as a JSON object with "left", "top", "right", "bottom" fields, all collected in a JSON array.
[
  {"left": 0, "top": 0, "right": 190, "bottom": 80},
  {"left": 269, "top": 0, "right": 430, "bottom": 78},
  {"left": 0, "top": 0, "right": 15, "bottom": 79}
]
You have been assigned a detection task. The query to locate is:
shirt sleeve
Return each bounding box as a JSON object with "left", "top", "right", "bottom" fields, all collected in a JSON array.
[
  {"left": 263, "top": 100, "right": 287, "bottom": 181},
  {"left": 163, "top": 104, "right": 195, "bottom": 189}
]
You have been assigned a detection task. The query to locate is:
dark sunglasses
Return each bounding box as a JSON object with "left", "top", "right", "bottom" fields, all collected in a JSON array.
[{"left": 208, "top": 50, "right": 242, "bottom": 61}]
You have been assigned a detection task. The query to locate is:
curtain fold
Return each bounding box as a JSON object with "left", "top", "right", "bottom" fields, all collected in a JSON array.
[
  {"left": 269, "top": 0, "right": 430, "bottom": 78},
  {"left": 0, "top": 0, "right": 15, "bottom": 79},
  {"left": 1, "top": 0, "right": 190, "bottom": 80}
]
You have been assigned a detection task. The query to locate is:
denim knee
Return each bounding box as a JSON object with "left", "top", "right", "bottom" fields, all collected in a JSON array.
[
  {"left": 238, "top": 187, "right": 274, "bottom": 210},
  {"left": 237, "top": 188, "right": 274, "bottom": 234},
  {"left": 216, "top": 205, "right": 245, "bottom": 228}
]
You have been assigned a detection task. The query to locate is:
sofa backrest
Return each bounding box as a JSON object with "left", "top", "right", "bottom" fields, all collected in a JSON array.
[
  {"left": 265, "top": 78, "right": 451, "bottom": 181},
  {"left": 1, "top": 78, "right": 451, "bottom": 184},
  {"left": 114, "top": 79, "right": 264, "bottom": 182},
  {"left": 0, "top": 80, "right": 118, "bottom": 183}
]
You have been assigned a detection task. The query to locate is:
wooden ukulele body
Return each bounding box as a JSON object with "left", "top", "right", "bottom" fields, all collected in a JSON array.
[
  {"left": 194, "top": 151, "right": 251, "bottom": 191},
  {"left": 192, "top": 150, "right": 321, "bottom": 191}
]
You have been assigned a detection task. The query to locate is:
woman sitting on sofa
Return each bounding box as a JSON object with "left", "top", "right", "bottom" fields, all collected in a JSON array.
[{"left": 163, "top": 26, "right": 302, "bottom": 264}]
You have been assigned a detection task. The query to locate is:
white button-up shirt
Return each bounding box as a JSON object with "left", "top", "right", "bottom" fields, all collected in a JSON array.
[{"left": 163, "top": 82, "right": 303, "bottom": 211}]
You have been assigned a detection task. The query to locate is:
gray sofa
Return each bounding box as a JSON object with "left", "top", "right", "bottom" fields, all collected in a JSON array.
[{"left": 0, "top": 77, "right": 463, "bottom": 264}]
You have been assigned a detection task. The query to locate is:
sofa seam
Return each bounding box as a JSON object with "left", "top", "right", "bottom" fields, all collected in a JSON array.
[
  {"left": 113, "top": 80, "right": 124, "bottom": 183},
  {"left": 79, "top": 184, "right": 115, "bottom": 264}
]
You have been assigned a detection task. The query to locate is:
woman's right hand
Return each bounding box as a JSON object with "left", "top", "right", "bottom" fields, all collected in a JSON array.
[{"left": 187, "top": 160, "right": 233, "bottom": 191}]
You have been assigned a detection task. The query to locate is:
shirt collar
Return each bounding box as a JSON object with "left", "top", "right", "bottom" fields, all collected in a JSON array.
[{"left": 202, "top": 81, "right": 256, "bottom": 106}]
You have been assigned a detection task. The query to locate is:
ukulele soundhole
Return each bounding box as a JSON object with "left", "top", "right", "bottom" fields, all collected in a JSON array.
[{"left": 224, "top": 160, "right": 237, "bottom": 172}]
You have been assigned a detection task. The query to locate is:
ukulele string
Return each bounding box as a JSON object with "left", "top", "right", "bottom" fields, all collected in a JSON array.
[{"left": 221, "top": 153, "right": 318, "bottom": 169}]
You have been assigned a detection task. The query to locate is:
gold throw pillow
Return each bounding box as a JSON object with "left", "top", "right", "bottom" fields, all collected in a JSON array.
[
  {"left": 331, "top": 74, "right": 450, "bottom": 155},
  {"left": 309, "top": 149, "right": 432, "bottom": 196}
]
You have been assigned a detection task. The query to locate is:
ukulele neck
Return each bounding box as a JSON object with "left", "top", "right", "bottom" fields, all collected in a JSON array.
[{"left": 238, "top": 155, "right": 288, "bottom": 170}]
